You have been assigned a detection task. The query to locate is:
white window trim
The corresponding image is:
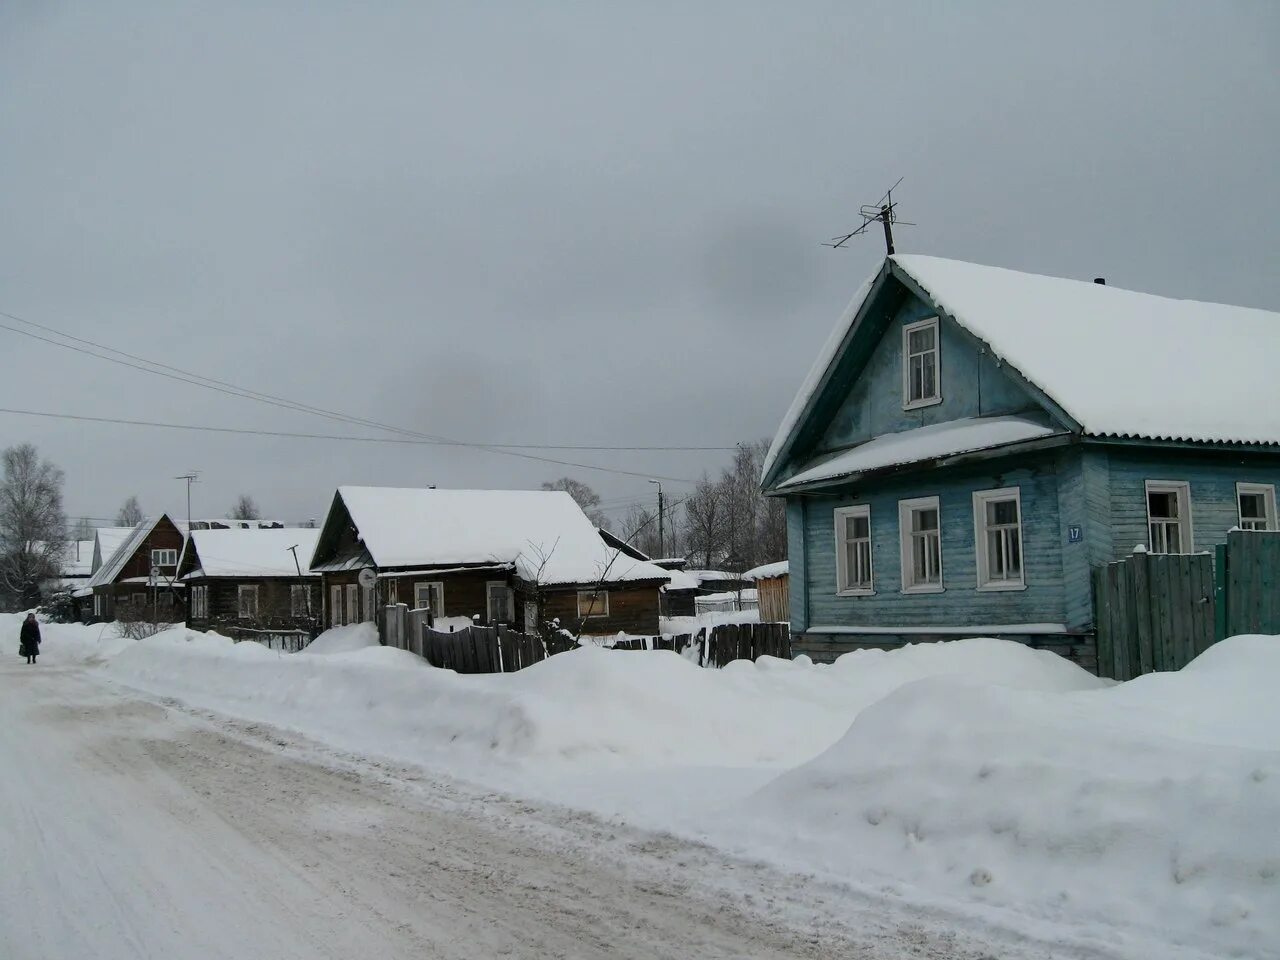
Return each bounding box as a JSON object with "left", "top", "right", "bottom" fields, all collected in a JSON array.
[
  {"left": 344, "top": 583, "right": 360, "bottom": 625},
  {"left": 238, "top": 584, "right": 259, "bottom": 619},
  {"left": 833, "top": 505, "right": 874, "bottom": 596},
  {"left": 329, "top": 584, "right": 342, "bottom": 627},
  {"left": 413, "top": 581, "right": 445, "bottom": 618},
  {"left": 577, "top": 589, "right": 610, "bottom": 618},
  {"left": 899, "top": 496, "right": 945, "bottom": 593},
  {"left": 972, "top": 487, "right": 1027, "bottom": 592},
  {"left": 1144, "top": 480, "right": 1193, "bottom": 554},
  {"left": 151, "top": 548, "right": 178, "bottom": 567},
  {"left": 901, "top": 316, "right": 942, "bottom": 410},
  {"left": 1236, "top": 482, "right": 1278, "bottom": 532},
  {"left": 486, "top": 580, "right": 513, "bottom": 622}
]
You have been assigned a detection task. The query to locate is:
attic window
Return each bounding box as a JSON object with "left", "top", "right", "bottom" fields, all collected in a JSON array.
[
  {"left": 1237, "top": 483, "right": 1277, "bottom": 532},
  {"left": 902, "top": 317, "right": 941, "bottom": 409}
]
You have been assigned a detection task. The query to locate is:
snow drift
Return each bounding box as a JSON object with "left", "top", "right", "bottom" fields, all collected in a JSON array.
[{"left": 731, "top": 635, "right": 1280, "bottom": 958}]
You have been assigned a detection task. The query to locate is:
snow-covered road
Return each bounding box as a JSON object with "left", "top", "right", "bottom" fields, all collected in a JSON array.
[{"left": 1, "top": 658, "right": 1007, "bottom": 960}]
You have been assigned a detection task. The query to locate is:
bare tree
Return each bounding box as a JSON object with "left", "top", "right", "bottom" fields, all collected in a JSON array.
[
  {"left": 0, "top": 444, "right": 68, "bottom": 610},
  {"left": 117, "top": 495, "right": 144, "bottom": 527},
  {"left": 69, "top": 516, "right": 94, "bottom": 541},
  {"left": 683, "top": 477, "right": 728, "bottom": 569},
  {"left": 618, "top": 503, "right": 663, "bottom": 559},
  {"left": 228, "top": 494, "right": 262, "bottom": 521},
  {"left": 540, "top": 477, "right": 606, "bottom": 528}
]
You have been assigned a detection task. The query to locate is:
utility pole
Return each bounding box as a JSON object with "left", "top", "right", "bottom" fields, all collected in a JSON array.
[
  {"left": 648, "top": 479, "right": 664, "bottom": 557},
  {"left": 175, "top": 472, "right": 199, "bottom": 529}
]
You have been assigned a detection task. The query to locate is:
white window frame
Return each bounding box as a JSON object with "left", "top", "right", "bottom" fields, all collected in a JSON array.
[
  {"left": 238, "top": 584, "right": 259, "bottom": 619},
  {"left": 972, "top": 487, "right": 1027, "bottom": 591},
  {"left": 191, "top": 584, "right": 208, "bottom": 619},
  {"left": 151, "top": 548, "right": 178, "bottom": 567},
  {"left": 344, "top": 583, "right": 360, "bottom": 624},
  {"left": 902, "top": 317, "right": 942, "bottom": 410},
  {"left": 1144, "top": 480, "right": 1193, "bottom": 554},
  {"left": 329, "top": 584, "right": 342, "bottom": 627},
  {"left": 833, "top": 505, "right": 874, "bottom": 596},
  {"left": 1236, "top": 482, "right": 1277, "bottom": 532},
  {"left": 413, "top": 581, "right": 445, "bottom": 619},
  {"left": 486, "top": 581, "right": 513, "bottom": 623},
  {"left": 898, "top": 496, "right": 944, "bottom": 593},
  {"left": 577, "top": 589, "right": 609, "bottom": 618}
]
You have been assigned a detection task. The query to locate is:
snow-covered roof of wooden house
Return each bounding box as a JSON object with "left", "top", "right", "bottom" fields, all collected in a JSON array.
[
  {"left": 185, "top": 528, "right": 321, "bottom": 579},
  {"left": 311, "top": 486, "right": 672, "bottom": 587},
  {"left": 764, "top": 255, "right": 1280, "bottom": 488}
]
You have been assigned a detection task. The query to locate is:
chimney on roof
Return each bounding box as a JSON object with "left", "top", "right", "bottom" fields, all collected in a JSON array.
[{"left": 1093, "top": 277, "right": 1106, "bottom": 285}]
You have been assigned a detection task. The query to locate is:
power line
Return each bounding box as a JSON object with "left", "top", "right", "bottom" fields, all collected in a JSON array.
[
  {"left": 0, "top": 406, "right": 697, "bottom": 483},
  {"left": 0, "top": 308, "right": 734, "bottom": 468}
]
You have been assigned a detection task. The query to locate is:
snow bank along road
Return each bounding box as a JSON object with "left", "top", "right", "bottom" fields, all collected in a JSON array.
[{"left": 3, "top": 658, "right": 1040, "bottom": 960}]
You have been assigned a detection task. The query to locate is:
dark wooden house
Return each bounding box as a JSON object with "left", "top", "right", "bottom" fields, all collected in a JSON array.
[
  {"left": 763, "top": 254, "right": 1280, "bottom": 666},
  {"left": 181, "top": 527, "right": 321, "bottom": 639},
  {"left": 310, "top": 487, "right": 671, "bottom": 636},
  {"left": 85, "top": 515, "right": 187, "bottom": 622}
]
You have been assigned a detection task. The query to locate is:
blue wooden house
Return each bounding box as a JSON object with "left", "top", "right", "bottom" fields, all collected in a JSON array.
[{"left": 762, "top": 255, "right": 1280, "bottom": 668}]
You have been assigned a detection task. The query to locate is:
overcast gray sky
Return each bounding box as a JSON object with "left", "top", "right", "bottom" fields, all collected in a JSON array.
[{"left": 1, "top": 0, "right": 1277, "bottom": 529}]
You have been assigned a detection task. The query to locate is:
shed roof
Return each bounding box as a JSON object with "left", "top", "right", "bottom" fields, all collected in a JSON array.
[
  {"left": 316, "top": 487, "right": 671, "bottom": 586},
  {"left": 186, "top": 528, "right": 321, "bottom": 579},
  {"left": 743, "top": 560, "right": 789, "bottom": 581}
]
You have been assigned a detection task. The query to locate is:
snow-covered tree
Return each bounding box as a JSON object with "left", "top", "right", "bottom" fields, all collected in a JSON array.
[
  {"left": 117, "top": 495, "right": 144, "bottom": 527},
  {"left": 0, "top": 444, "right": 68, "bottom": 610}
]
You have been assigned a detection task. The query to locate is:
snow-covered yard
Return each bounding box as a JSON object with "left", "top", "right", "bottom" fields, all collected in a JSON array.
[{"left": 5, "top": 613, "right": 1278, "bottom": 959}]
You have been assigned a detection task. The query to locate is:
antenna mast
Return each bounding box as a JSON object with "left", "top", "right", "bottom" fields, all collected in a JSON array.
[{"left": 824, "top": 177, "right": 914, "bottom": 255}]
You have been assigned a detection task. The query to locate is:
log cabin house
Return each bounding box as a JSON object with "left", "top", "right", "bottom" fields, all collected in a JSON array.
[
  {"left": 309, "top": 486, "right": 671, "bottom": 636},
  {"left": 181, "top": 527, "right": 321, "bottom": 638},
  {"left": 84, "top": 515, "right": 187, "bottom": 622}
]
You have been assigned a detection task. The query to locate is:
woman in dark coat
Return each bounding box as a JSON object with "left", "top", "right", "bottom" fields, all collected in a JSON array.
[{"left": 19, "top": 613, "right": 41, "bottom": 664}]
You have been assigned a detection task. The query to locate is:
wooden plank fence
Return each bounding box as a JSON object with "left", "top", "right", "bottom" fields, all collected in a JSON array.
[
  {"left": 381, "top": 604, "right": 790, "bottom": 673},
  {"left": 1215, "top": 530, "right": 1280, "bottom": 639}
]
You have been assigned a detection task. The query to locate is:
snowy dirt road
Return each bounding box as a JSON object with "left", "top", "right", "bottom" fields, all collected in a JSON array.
[{"left": 1, "top": 659, "right": 1095, "bottom": 960}]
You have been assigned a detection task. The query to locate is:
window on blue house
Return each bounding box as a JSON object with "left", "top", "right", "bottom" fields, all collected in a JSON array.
[
  {"left": 902, "top": 317, "right": 941, "bottom": 409},
  {"left": 1236, "top": 483, "right": 1277, "bottom": 532},
  {"left": 834, "top": 505, "right": 873, "bottom": 595},
  {"left": 1145, "top": 481, "right": 1192, "bottom": 554},
  {"left": 973, "top": 488, "right": 1025, "bottom": 590},
  {"left": 899, "top": 497, "right": 943, "bottom": 592}
]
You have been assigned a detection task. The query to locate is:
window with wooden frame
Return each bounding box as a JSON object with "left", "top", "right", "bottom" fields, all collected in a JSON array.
[
  {"left": 413, "top": 581, "right": 444, "bottom": 619},
  {"left": 191, "top": 584, "right": 208, "bottom": 619},
  {"left": 329, "top": 585, "right": 342, "bottom": 626},
  {"left": 577, "top": 589, "right": 609, "bottom": 618},
  {"left": 899, "top": 496, "right": 943, "bottom": 592},
  {"left": 973, "top": 487, "right": 1026, "bottom": 590},
  {"left": 833, "top": 505, "right": 874, "bottom": 595},
  {"left": 486, "top": 581, "right": 514, "bottom": 623},
  {"left": 902, "top": 317, "right": 941, "bottom": 409},
  {"left": 1236, "top": 483, "right": 1277, "bottom": 532},
  {"left": 1145, "top": 481, "right": 1192, "bottom": 554},
  {"left": 238, "top": 584, "right": 259, "bottom": 618},
  {"left": 344, "top": 583, "right": 360, "bottom": 624},
  {"left": 151, "top": 548, "right": 178, "bottom": 567},
  {"left": 290, "top": 584, "right": 314, "bottom": 617}
]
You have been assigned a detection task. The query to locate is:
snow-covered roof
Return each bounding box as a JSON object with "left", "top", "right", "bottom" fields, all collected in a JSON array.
[
  {"left": 686, "top": 569, "right": 739, "bottom": 583},
  {"left": 66, "top": 540, "right": 96, "bottom": 577},
  {"left": 764, "top": 256, "right": 1280, "bottom": 483},
  {"left": 663, "top": 569, "right": 702, "bottom": 591},
  {"left": 186, "top": 528, "right": 321, "bottom": 579},
  {"left": 743, "top": 560, "right": 788, "bottom": 581},
  {"left": 323, "top": 487, "right": 672, "bottom": 586},
  {"left": 778, "top": 416, "right": 1063, "bottom": 490},
  {"left": 87, "top": 516, "right": 184, "bottom": 589},
  {"left": 92, "top": 527, "right": 135, "bottom": 573}
]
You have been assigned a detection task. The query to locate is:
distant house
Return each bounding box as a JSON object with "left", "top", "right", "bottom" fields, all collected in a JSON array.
[
  {"left": 743, "top": 560, "right": 789, "bottom": 623},
  {"left": 180, "top": 527, "right": 321, "bottom": 637},
  {"left": 84, "top": 515, "right": 187, "bottom": 622},
  {"left": 763, "top": 254, "right": 1280, "bottom": 665},
  {"left": 309, "top": 487, "right": 672, "bottom": 636}
]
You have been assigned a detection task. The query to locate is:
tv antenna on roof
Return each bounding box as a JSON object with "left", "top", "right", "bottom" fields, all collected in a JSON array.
[{"left": 824, "top": 177, "right": 914, "bottom": 255}]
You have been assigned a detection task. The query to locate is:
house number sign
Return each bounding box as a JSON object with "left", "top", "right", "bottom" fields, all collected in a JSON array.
[{"left": 1067, "top": 525, "right": 1083, "bottom": 543}]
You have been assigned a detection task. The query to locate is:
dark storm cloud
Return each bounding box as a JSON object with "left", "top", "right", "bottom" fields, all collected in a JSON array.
[{"left": 0, "top": 0, "right": 1277, "bottom": 526}]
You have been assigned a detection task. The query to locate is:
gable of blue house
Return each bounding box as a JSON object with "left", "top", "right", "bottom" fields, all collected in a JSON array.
[{"left": 765, "top": 255, "right": 1280, "bottom": 672}]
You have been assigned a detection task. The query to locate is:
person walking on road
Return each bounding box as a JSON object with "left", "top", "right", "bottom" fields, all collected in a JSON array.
[{"left": 19, "top": 613, "right": 41, "bottom": 664}]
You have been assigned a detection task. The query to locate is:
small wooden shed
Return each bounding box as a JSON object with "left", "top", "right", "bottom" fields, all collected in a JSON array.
[{"left": 743, "top": 560, "right": 789, "bottom": 624}]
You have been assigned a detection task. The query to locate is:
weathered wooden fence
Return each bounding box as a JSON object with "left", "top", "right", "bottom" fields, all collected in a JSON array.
[
  {"left": 1215, "top": 530, "right": 1280, "bottom": 639},
  {"left": 382, "top": 604, "right": 790, "bottom": 673},
  {"left": 229, "top": 627, "right": 313, "bottom": 652},
  {"left": 1093, "top": 550, "right": 1215, "bottom": 681}
]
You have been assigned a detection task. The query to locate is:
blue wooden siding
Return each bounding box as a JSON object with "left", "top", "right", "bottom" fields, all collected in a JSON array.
[
  {"left": 1102, "top": 448, "right": 1280, "bottom": 559},
  {"left": 818, "top": 294, "right": 1038, "bottom": 453},
  {"left": 786, "top": 498, "right": 809, "bottom": 632},
  {"left": 797, "top": 454, "right": 1065, "bottom": 629}
]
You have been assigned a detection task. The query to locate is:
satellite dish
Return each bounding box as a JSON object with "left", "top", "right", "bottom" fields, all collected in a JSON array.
[{"left": 357, "top": 568, "right": 377, "bottom": 589}]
